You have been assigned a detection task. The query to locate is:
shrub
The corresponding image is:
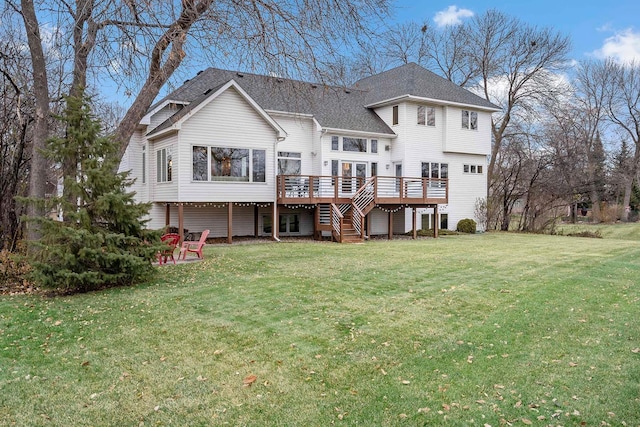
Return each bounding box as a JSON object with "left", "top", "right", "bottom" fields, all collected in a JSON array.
[
  {"left": 456, "top": 218, "right": 477, "bottom": 234},
  {"left": 0, "top": 250, "right": 33, "bottom": 294}
]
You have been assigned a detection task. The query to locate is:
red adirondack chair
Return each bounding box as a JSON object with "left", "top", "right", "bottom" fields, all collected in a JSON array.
[
  {"left": 158, "top": 233, "right": 180, "bottom": 265},
  {"left": 179, "top": 229, "right": 210, "bottom": 260}
]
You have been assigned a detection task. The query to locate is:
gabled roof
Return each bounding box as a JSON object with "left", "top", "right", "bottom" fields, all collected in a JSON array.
[
  {"left": 147, "top": 80, "right": 287, "bottom": 139},
  {"left": 145, "top": 63, "right": 499, "bottom": 137},
  {"left": 148, "top": 69, "right": 395, "bottom": 136},
  {"left": 354, "top": 63, "right": 500, "bottom": 111}
]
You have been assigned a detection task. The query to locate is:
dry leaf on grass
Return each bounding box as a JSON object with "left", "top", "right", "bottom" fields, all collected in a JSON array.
[{"left": 243, "top": 375, "right": 257, "bottom": 386}]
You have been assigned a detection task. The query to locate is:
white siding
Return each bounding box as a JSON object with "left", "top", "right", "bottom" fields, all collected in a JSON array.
[
  {"left": 177, "top": 87, "right": 277, "bottom": 202},
  {"left": 442, "top": 106, "right": 491, "bottom": 155},
  {"left": 270, "top": 115, "right": 315, "bottom": 175},
  {"left": 320, "top": 133, "right": 392, "bottom": 177},
  {"left": 149, "top": 104, "right": 182, "bottom": 130},
  {"left": 150, "top": 133, "right": 179, "bottom": 202}
]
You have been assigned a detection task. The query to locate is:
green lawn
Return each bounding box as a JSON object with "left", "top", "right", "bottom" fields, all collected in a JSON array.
[{"left": 1, "top": 230, "right": 640, "bottom": 426}]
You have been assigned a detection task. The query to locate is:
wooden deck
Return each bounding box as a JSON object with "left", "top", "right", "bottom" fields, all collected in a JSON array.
[{"left": 277, "top": 175, "right": 448, "bottom": 206}]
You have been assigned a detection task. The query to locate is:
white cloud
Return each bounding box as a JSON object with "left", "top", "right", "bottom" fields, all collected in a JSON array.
[
  {"left": 433, "top": 5, "right": 474, "bottom": 28},
  {"left": 593, "top": 28, "right": 640, "bottom": 63}
]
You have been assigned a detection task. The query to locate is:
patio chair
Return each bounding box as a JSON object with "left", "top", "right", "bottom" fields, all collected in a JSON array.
[
  {"left": 179, "top": 229, "right": 210, "bottom": 260},
  {"left": 158, "top": 233, "right": 180, "bottom": 265}
]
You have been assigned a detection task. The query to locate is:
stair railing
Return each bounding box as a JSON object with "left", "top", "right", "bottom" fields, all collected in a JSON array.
[{"left": 330, "top": 203, "right": 344, "bottom": 243}]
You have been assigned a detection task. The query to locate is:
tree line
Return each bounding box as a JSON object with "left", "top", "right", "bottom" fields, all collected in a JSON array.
[{"left": 1, "top": 2, "right": 639, "bottom": 254}]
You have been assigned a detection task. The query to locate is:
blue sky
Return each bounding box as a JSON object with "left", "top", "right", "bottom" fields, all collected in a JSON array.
[{"left": 392, "top": 1, "right": 640, "bottom": 63}]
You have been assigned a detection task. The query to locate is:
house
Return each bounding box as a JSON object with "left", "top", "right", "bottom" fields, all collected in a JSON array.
[{"left": 119, "top": 63, "right": 499, "bottom": 243}]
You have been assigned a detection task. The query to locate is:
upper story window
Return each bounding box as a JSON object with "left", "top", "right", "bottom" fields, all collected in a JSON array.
[
  {"left": 330, "top": 136, "right": 377, "bottom": 153},
  {"left": 421, "top": 162, "right": 448, "bottom": 179},
  {"left": 277, "top": 151, "right": 301, "bottom": 175},
  {"left": 463, "top": 164, "right": 483, "bottom": 174},
  {"left": 331, "top": 136, "right": 339, "bottom": 151},
  {"left": 192, "top": 146, "right": 265, "bottom": 182},
  {"left": 156, "top": 148, "right": 172, "bottom": 183},
  {"left": 343, "top": 137, "right": 367, "bottom": 152},
  {"left": 392, "top": 105, "right": 399, "bottom": 125},
  {"left": 417, "top": 106, "right": 435, "bottom": 126},
  {"left": 462, "top": 110, "right": 478, "bottom": 130}
]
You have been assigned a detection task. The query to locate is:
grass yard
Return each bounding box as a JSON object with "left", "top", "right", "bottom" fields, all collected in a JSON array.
[{"left": 1, "top": 230, "right": 640, "bottom": 426}]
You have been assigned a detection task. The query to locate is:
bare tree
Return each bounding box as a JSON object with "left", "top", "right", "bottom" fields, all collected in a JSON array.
[
  {"left": 605, "top": 60, "right": 640, "bottom": 220},
  {"left": 7, "top": 0, "right": 391, "bottom": 243},
  {"left": 423, "top": 23, "right": 478, "bottom": 87},
  {"left": 464, "top": 10, "right": 572, "bottom": 185}
]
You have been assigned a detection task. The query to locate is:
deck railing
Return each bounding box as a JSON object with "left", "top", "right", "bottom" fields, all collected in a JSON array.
[{"left": 277, "top": 175, "right": 448, "bottom": 204}]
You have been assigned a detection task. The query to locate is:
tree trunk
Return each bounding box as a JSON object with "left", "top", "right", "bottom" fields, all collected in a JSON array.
[{"left": 21, "top": 0, "right": 50, "bottom": 245}]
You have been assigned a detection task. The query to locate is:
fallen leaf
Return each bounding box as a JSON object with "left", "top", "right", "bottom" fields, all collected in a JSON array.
[
  {"left": 213, "top": 349, "right": 223, "bottom": 355},
  {"left": 417, "top": 407, "right": 431, "bottom": 413},
  {"left": 467, "top": 355, "right": 474, "bottom": 363},
  {"left": 81, "top": 361, "right": 90, "bottom": 367},
  {"left": 380, "top": 368, "right": 387, "bottom": 376},
  {"left": 442, "top": 403, "right": 450, "bottom": 411},
  {"left": 243, "top": 374, "right": 257, "bottom": 386},
  {"left": 399, "top": 413, "right": 408, "bottom": 419},
  {"left": 54, "top": 320, "right": 62, "bottom": 326},
  {"left": 521, "top": 418, "right": 532, "bottom": 425},
  {"left": 514, "top": 400, "right": 522, "bottom": 408},
  {"left": 569, "top": 362, "right": 578, "bottom": 367},
  {"left": 401, "top": 380, "right": 410, "bottom": 385},
  {"left": 197, "top": 375, "right": 207, "bottom": 381},
  {"left": 154, "top": 406, "right": 160, "bottom": 411},
  {"left": 631, "top": 348, "right": 640, "bottom": 354},
  {"left": 476, "top": 400, "right": 486, "bottom": 404}
]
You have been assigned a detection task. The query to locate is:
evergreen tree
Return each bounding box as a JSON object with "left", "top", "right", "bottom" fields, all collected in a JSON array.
[{"left": 29, "top": 92, "right": 161, "bottom": 292}]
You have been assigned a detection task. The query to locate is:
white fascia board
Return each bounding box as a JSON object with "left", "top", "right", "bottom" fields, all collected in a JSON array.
[
  {"left": 365, "top": 94, "right": 501, "bottom": 113},
  {"left": 321, "top": 127, "right": 397, "bottom": 139},
  {"left": 265, "top": 110, "right": 314, "bottom": 119},
  {"left": 140, "top": 99, "right": 190, "bottom": 125}
]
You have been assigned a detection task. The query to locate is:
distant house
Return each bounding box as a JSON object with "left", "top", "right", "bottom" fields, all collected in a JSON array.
[{"left": 119, "top": 63, "right": 499, "bottom": 242}]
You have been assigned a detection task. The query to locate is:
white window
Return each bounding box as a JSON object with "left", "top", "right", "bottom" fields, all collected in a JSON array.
[
  {"left": 463, "top": 164, "right": 483, "bottom": 174},
  {"left": 371, "top": 139, "right": 378, "bottom": 153},
  {"left": 343, "top": 137, "right": 367, "bottom": 152},
  {"left": 331, "top": 136, "right": 339, "bottom": 151},
  {"left": 421, "top": 162, "right": 448, "bottom": 179},
  {"left": 462, "top": 110, "right": 478, "bottom": 130},
  {"left": 417, "top": 106, "right": 435, "bottom": 126},
  {"left": 277, "top": 152, "right": 301, "bottom": 175},
  {"left": 156, "top": 148, "right": 172, "bottom": 183},
  {"left": 192, "top": 146, "right": 265, "bottom": 182}
]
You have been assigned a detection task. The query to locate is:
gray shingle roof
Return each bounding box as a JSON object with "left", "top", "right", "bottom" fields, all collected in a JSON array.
[
  {"left": 147, "top": 63, "right": 498, "bottom": 136},
  {"left": 149, "top": 69, "right": 395, "bottom": 136},
  {"left": 354, "top": 63, "right": 499, "bottom": 110}
]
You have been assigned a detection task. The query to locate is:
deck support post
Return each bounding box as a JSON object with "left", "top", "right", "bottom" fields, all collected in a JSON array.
[
  {"left": 254, "top": 205, "right": 259, "bottom": 237},
  {"left": 314, "top": 205, "right": 321, "bottom": 240},
  {"left": 165, "top": 203, "right": 171, "bottom": 228},
  {"left": 388, "top": 211, "right": 393, "bottom": 240},
  {"left": 412, "top": 208, "right": 417, "bottom": 240},
  {"left": 178, "top": 203, "right": 184, "bottom": 244},
  {"left": 433, "top": 205, "right": 439, "bottom": 239},
  {"left": 273, "top": 204, "right": 279, "bottom": 240},
  {"left": 227, "top": 203, "right": 233, "bottom": 244}
]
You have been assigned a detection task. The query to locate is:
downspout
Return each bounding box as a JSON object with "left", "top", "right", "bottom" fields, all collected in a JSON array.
[{"left": 273, "top": 134, "right": 285, "bottom": 242}]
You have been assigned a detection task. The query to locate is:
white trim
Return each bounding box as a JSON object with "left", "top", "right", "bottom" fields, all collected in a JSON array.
[
  {"left": 365, "top": 94, "right": 501, "bottom": 113},
  {"left": 140, "top": 100, "right": 190, "bottom": 125},
  {"left": 322, "top": 127, "right": 397, "bottom": 139}
]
